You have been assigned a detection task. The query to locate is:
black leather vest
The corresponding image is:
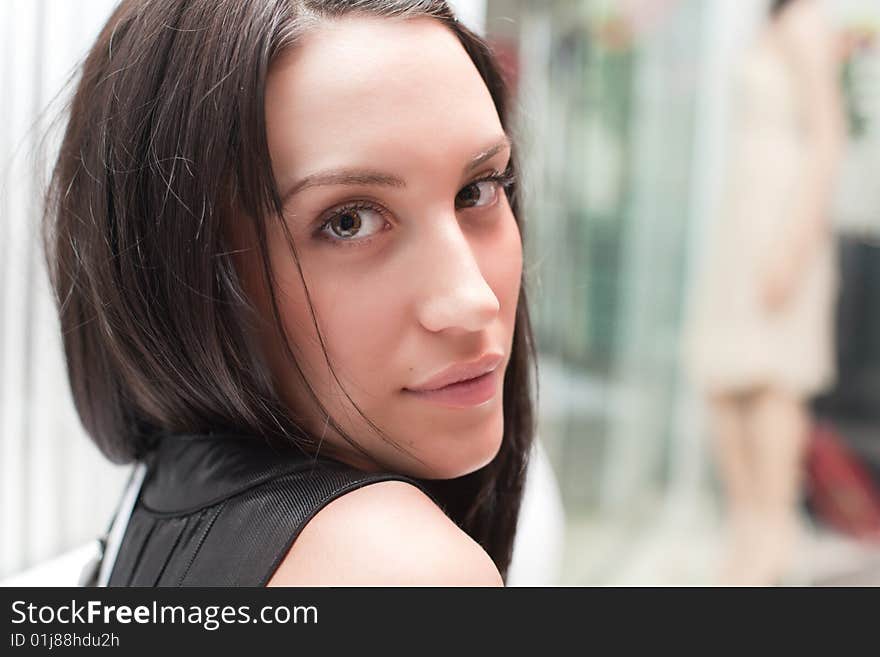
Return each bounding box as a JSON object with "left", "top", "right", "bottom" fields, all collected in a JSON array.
[{"left": 106, "top": 433, "right": 435, "bottom": 586}]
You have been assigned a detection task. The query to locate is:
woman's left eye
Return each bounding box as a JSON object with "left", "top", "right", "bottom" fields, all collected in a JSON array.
[
  {"left": 455, "top": 178, "right": 500, "bottom": 209},
  {"left": 455, "top": 170, "right": 516, "bottom": 210}
]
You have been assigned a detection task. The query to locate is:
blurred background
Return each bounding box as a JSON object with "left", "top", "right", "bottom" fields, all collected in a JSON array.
[{"left": 2, "top": 0, "right": 879, "bottom": 585}]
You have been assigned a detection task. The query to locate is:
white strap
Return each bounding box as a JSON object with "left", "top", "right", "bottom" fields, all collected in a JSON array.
[{"left": 96, "top": 462, "right": 148, "bottom": 587}]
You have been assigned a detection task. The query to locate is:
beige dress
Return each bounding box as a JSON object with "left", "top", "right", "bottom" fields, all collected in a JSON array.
[{"left": 682, "top": 32, "right": 840, "bottom": 398}]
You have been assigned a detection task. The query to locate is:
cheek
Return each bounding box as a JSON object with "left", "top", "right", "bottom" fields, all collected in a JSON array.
[
  {"left": 278, "top": 258, "right": 400, "bottom": 395},
  {"left": 319, "top": 292, "right": 396, "bottom": 389},
  {"left": 485, "top": 210, "right": 523, "bottom": 323}
]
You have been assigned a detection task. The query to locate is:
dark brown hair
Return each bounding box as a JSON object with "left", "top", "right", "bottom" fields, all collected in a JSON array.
[
  {"left": 771, "top": 0, "right": 798, "bottom": 17},
  {"left": 42, "top": 0, "right": 537, "bottom": 580}
]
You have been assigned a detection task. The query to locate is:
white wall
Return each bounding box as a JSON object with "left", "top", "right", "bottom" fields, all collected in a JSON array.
[
  {"left": 447, "top": 0, "right": 487, "bottom": 34},
  {"left": 0, "top": 0, "right": 128, "bottom": 579}
]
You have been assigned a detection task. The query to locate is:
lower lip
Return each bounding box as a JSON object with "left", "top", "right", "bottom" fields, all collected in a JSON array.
[{"left": 404, "top": 369, "right": 499, "bottom": 408}]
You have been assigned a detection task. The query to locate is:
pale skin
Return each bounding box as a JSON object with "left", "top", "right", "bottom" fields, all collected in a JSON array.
[
  {"left": 758, "top": 0, "right": 846, "bottom": 311},
  {"left": 712, "top": 0, "right": 846, "bottom": 585},
  {"left": 228, "top": 16, "right": 522, "bottom": 585}
]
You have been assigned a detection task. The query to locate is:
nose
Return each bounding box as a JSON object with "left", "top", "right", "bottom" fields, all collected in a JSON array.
[{"left": 413, "top": 218, "right": 500, "bottom": 334}]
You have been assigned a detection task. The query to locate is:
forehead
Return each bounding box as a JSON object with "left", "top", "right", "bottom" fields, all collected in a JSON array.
[{"left": 265, "top": 16, "right": 503, "bottom": 184}]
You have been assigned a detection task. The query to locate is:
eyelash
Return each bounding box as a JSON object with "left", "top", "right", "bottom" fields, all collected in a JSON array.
[{"left": 314, "top": 168, "right": 517, "bottom": 249}]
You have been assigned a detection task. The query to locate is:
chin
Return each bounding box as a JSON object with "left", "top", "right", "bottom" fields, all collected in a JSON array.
[{"left": 416, "top": 414, "right": 505, "bottom": 480}]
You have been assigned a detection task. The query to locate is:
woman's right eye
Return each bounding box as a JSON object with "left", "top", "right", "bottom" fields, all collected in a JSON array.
[{"left": 318, "top": 203, "right": 389, "bottom": 246}]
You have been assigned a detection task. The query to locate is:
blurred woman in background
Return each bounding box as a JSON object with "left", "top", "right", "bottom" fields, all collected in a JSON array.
[{"left": 684, "top": 0, "right": 846, "bottom": 585}]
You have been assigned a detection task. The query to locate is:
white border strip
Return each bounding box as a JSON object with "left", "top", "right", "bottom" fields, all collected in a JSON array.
[{"left": 96, "top": 462, "right": 148, "bottom": 587}]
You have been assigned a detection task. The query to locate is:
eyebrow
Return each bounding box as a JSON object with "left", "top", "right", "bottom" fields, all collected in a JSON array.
[{"left": 280, "top": 134, "right": 512, "bottom": 205}]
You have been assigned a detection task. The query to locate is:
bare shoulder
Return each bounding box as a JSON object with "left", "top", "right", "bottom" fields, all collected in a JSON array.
[
  {"left": 777, "top": 0, "right": 831, "bottom": 45},
  {"left": 267, "top": 479, "right": 504, "bottom": 586}
]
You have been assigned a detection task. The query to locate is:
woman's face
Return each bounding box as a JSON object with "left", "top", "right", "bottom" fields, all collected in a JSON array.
[{"left": 235, "top": 16, "right": 522, "bottom": 479}]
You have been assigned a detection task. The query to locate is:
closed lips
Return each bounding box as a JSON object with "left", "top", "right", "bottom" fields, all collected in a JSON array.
[{"left": 405, "top": 353, "right": 504, "bottom": 392}]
